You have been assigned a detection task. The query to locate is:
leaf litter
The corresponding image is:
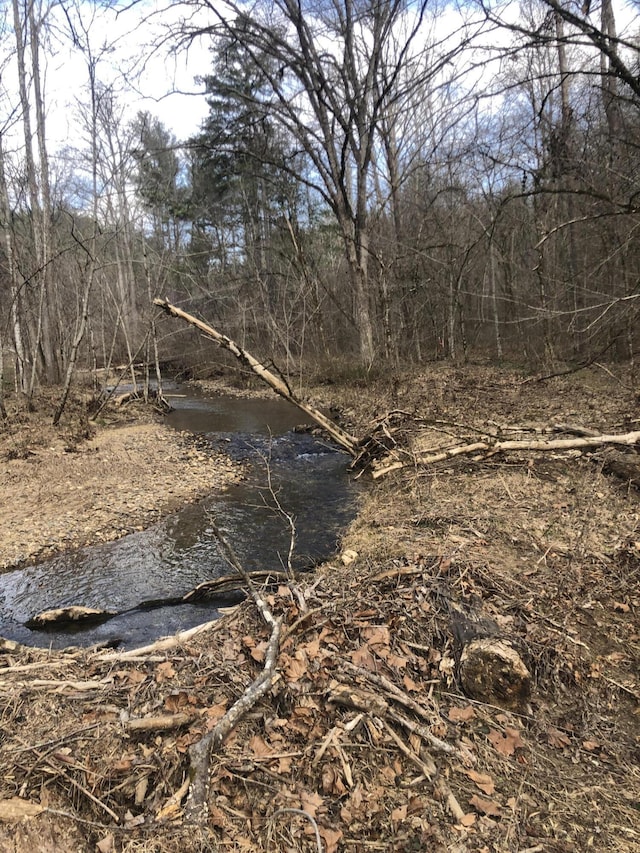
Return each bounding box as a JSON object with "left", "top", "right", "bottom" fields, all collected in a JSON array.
[{"left": 0, "top": 364, "right": 638, "bottom": 852}]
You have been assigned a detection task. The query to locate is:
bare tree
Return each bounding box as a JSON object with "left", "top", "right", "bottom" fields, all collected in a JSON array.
[{"left": 176, "top": 0, "right": 475, "bottom": 366}]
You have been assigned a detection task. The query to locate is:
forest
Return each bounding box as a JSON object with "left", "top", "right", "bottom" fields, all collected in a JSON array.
[
  {"left": 1, "top": 3, "right": 639, "bottom": 850},
  {"left": 1, "top": 0, "right": 639, "bottom": 420}
]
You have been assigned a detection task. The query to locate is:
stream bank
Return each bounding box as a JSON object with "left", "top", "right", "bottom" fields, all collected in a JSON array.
[
  {"left": 0, "top": 391, "right": 246, "bottom": 573},
  {"left": 0, "top": 385, "right": 357, "bottom": 648}
]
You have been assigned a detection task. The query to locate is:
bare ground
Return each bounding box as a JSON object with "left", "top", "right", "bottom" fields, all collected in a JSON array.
[
  {"left": 0, "top": 365, "right": 638, "bottom": 853},
  {"left": 0, "top": 390, "right": 243, "bottom": 570}
]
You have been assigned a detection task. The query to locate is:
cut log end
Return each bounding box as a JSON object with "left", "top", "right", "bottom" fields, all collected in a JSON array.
[{"left": 459, "top": 638, "right": 531, "bottom": 712}]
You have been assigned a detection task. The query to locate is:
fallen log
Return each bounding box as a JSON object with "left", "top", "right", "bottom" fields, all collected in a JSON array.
[
  {"left": 153, "top": 298, "right": 360, "bottom": 456},
  {"left": 373, "top": 430, "right": 640, "bottom": 479},
  {"left": 25, "top": 606, "right": 115, "bottom": 629}
]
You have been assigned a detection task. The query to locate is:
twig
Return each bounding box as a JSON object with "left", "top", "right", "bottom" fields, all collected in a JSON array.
[
  {"left": 43, "top": 756, "right": 120, "bottom": 822},
  {"left": 127, "top": 713, "right": 193, "bottom": 732},
  {"left": 379, "top": 718, "right": 436, "bottom": 779},
  {"left": 341, "top": 661, "right": 436, "bottom": 721},
  {"left": 387, "top": 707, "right": 466, "bottom": 758},
  {"left": 258, "top": 441, "right": 298, "bottom": 579},
  {"left": 269, "top": 807, "right": 323, "bottom": 853}
]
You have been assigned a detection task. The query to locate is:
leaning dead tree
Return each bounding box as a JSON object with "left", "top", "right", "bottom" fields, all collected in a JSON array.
[
  {"left": 153, "top": 298, "right": 360, "bottom": 456},
  {"left": 153, "top": 299, "right": 640, "bottom": 481}
]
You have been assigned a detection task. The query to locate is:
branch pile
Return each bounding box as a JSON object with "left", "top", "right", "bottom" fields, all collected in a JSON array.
[{"left": 0, "top": 537, "right": 637, "bottom": 852}]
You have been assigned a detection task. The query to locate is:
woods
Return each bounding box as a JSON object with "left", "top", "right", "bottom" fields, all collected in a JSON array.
[{"left": 0, "top": 0, "right": 638, "bottom": 416}]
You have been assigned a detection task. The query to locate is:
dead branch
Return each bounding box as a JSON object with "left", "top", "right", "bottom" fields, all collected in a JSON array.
[
  {"left": 91, "top": 619, "right": 224, "bottom": 661},
  {"left": 183, "top": 519, "right": 282, "bottom": 824},
  {"left": 184, "top": 617, "right": 281, "bottom": 823},
  {"left": 127, "top": 713, "right": 193, "bottom": 733},
  {"left": 153, "top": 298, "right": 360, "bottom": 455},
  {"left": 373, "top": 430, "right": 640, "bottom": 479},
  {"left": 182, "top": 570, "right": 289, "bottom": 602}
]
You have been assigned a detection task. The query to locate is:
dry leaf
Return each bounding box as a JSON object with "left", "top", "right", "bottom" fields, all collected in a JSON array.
[
  {"left": 302, "top": 637, "right": 321, "bottom": 659},
  {"left": 300, "top": 790, "right": 324, "bottom": 818},
  {"left": 613, "top": 601, "right": 630, "bottom": 613},
  {"left": 0, "top": 797, "right": 44, "bottom": 823},
  {"left": 403, "top": 674, "right": 419, "bottom": 691},
  {"left": 322, "top": 764, "right": 346, "bottom": 795},
  {"left": 582, "top": 739, "right": 600, "bottom": 751},
  {"left": 391, "top": 804, "right": 408, "bottom": 824},
  {"left": 466, "top": 769, "right": 495, "bottom": 795},
  {"left": 460, "top": 812, "right": 477, "bottom": 827},
  {"left": 379, "top": 649, "right": 409, "bottom": 669},
  {"left": 487, "top": 727, "right": 525, "bottom": 757},
  {"left": 546, "top": 727, "right": 571, "bottom": 749},
  {"left": 283, "top": 654, "right": 307, "bottom": 682},
  {"left": 469, "top": 794, "right": 502, "bottom": 817},
  {"left": 204, "top": 701, "right": 228, "bottom": 728},
  {"left": 361, "top": 625, "right": 391, "bottom": 646},
  {"left": 155, "top": 661, "right": 176, "bottom": 683},
  {"left": 96, "top": 834, "right": 116, "bottom": 853},
  {"left": 250, "top": 641, "right": 267, "bottom": 663},
  {"left": 319, "top": 826, "right": 343, "bottom": 853},
  {"left": 164, "top": 691, "right": 193, "bottom": 712},
  {"left": 350, "top": 644, "right": 377, "bottom": 670},
  {"left": 278, "top": 756, "right": 293, "bottom": 773},
  {"left": 117, "top": 668, "right": 146, "bottom": 685},
  {"left": 448, "top": 705, "right": 476, "bottom": 722},
  {"left": 249, "top": 735, "right": 274, "bottom": 758},
  {"left": 111, "top": 756, "right": 134, "bottom": 773}
]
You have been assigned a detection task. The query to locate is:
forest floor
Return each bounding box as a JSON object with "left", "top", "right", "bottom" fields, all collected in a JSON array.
[{"left": 0, "top": 364, "right": 638, "bottom": 853}]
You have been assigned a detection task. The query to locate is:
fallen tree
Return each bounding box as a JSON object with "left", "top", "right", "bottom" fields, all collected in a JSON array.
[
  {"left": 372, "top": 427, "right": 640, "bottom": 479},
  {"left": 150, "top": 303, "right": 640, "bottom": 484},
  {"left": 153, "top": 298, "right": 360, "bottom": 456}
]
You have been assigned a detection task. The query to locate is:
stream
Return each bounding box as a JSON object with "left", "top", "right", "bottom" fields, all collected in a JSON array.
[{"left": 0, "top": 388, "right": 357, "bottom": 649}]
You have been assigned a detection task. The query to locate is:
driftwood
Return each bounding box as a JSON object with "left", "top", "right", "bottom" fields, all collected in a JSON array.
[
  {"left": 25, "top": 606, "right": 115, "bottom": 629},
  {"left": 153, "top": 298, "right": 360, "bottom": 456},
  {"left": 373, "top": 430, "right": 640, "bottom": 479}
]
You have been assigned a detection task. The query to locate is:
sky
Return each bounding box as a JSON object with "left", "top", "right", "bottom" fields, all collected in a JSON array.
[
  {"left": 2, "top": 0, "right": 215, "bottom": 153},
  {"left": 3, "top": 0, "right": 639, "bottom": 159}
]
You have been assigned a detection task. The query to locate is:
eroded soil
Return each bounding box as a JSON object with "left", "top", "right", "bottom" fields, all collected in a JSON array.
[{"left": 0, "top": 366, "right": 638, "bottom": 853}]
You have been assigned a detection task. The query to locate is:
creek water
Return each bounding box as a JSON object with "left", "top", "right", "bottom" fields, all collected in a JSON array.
[{"left": 0, "top": 388, "right": 357, "bottom": 649}]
